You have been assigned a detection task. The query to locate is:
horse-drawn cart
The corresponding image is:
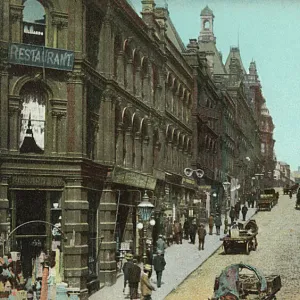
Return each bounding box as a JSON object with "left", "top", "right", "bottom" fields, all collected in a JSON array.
[
  {"left": 210, "top": 263, "right": 282, "bottom": 300},
  {"left": 221, "top": 220, "right": 258, "bottom": 255}
]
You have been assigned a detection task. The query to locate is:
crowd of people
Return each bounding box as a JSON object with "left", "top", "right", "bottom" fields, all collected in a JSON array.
[{"left": 121, "top": 199, "right": 254, "bottom": 299}]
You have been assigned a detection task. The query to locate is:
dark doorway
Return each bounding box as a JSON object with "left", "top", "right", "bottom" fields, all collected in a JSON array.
[{"left": 14, "top": 191, "right": 47, "bottom": 278}]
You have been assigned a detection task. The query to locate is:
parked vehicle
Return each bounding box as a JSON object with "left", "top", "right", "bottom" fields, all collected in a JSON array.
[
  {"left": 257, "top": 189, "right": 277, "bottom": 211},
  {"left": 210, "top": 263, "right": 282, "bottom": 300},
  {"left": 221, "top": 220, "right": 258, "bottom": 255}
]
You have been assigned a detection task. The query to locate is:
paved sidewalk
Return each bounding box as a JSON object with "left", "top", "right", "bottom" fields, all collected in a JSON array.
[{"left": 90, "top": 208, "right": 257, "bottom": 300}]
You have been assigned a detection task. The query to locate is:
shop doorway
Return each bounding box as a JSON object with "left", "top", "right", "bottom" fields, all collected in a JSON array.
[{"left": 14, "top": 191, "right": 47, "bottom": 278}]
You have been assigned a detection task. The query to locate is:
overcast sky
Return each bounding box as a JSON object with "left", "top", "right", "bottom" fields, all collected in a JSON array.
[{"left": 24, "top": 0, "right": 300, "bottom": 171}]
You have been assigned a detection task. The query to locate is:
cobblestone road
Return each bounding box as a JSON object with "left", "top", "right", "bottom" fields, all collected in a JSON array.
[{"left": 166, "top": 192, "right": 300, "bottom": 300}]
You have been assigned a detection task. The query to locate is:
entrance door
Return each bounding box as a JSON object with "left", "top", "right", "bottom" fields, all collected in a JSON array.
[{"left": 14, "top": 191, "right": 47, "bottom": 278}]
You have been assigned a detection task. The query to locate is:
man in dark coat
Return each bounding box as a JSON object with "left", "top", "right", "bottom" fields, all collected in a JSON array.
[
  {"left": 128, "top": 257, "right": 141, "bottom": 300},
  {"left": 173, "top": 220, "right": 181, "bottom": 244},
  {"left": 165, "top": 219, "right": 173, "bottom": 247},
  {"left": 152, "top": 250, "right": 166, "bottom": 288},
  {"left": 214, "top": 213, "right": 222, "bottom": 235},
  {"left": 208, "top": 214, "right": 214, "bottom": 235},
  {"left": 197, "top": 224, "right": 207, "bottom": 250},
  {"left": 122, "top": 253, "right": 133, "bottom": 293},
  {"left": 229, "top": 206, "right": 235, "bottom": 225},
  {"left": 189, "top": 220, "right": 197, "bottom": 244},
  {"left": 234, "top": 201, "right": 241, "bottom": 220},
  {"left": 241, "top": 205, "right": 248, "bottom": 221},
  {"left": 183, "top": 219, "right": 190, "bottom": 239}
]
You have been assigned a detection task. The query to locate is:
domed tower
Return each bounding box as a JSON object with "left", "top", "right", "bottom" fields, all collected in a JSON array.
[{"left": 198, "top": 5, "right": 216, "bottom": 43}]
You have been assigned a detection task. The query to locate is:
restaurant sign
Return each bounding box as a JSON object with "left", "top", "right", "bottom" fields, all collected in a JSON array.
[
  {"left": 112, "top": 167, "right": 157, "bottom": 190},
  {"left": 8, "top": 43, "right": 74, "bottom": 71}
]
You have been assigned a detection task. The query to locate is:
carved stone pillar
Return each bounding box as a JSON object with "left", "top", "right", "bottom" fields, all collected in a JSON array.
[
  {"left": 52, "top": 112, "right": 58, "bottom": 153},
  {"left": 0, "top": 176, "right": 9, "bottom": 240},
  {"left": 125, "top": 128, "right": 133, "bottom": 168},
  {"left": 0, "top": 65, "right": 9, "bottom": 150},
  {"left": 115, "top": 125, "right": 124, "bottom": 166},
  {"left": 98, "top": 184, "right": 117, "bottom": 286},
  {"left": 135, "top": 67, "right": 142, "bottom": 98},
  {"left": 10, "top": 6, "right": 22, "bottom": 43},
  {"left": 102, "top": 90, "right": 115, "bottom": 165},
  {"left": 142, "top": 75, "right": 150, "bottom": 105},
  {"left": 134, "top": 133, "right": 142, "bottom": 170},
  {"left": 126, "top": 59, "right": 133, "bottom": 93},
  {"left": 117, "top": 51, "right": 125, "bottom": 87},
  {"left": 63, "top": 178, "right": 89, "bottom": 297},
  {"left": 141, "top": 137, "right": 149, "bottom": 173},
  {"left": 8, "top": 97, "right": 20, "bottom": 152}
]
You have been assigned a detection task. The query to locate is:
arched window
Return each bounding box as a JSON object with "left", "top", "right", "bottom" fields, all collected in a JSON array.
[
  {"left": 204, "top": 20, "right": 210, "bottom": 30},
  {"left": 19, "top": 82, "right": 46, "bottom": 153},
  {"left": 23, "top": 0, "right": 46, "bottom": 45}
]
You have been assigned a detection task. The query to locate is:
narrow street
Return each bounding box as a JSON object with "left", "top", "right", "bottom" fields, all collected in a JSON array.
[{"left": 166, "top": 192, "right": 300, "bottom": 300}]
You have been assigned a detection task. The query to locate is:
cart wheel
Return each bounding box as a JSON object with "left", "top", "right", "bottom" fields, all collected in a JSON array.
[
  {"left": 245, "top": 242, "right": 250, "bottom": 255},
  {"left": 224, "top": 245, "right": 228, "bottom": 254}
]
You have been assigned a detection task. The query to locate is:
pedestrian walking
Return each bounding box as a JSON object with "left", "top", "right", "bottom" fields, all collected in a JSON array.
[
  {"left": 234, "top": 201, "right": 241, "bottom": 220},
  {"left": 165, "top": 219, "right": 173, "bottom": 246},
  {"left": 189, "top": 219, "right": 197, "bottom": 244},
  {"left": 208, "top": 214, "right": 214, "bottom": 235},
  {"left": 173, "top": 220, "right": 181, "bottom": 244},
  {"left": 183, "top": 219, "right": 190, "bottom": 239},
  {"left": 179, "top": 222, "right": 183, "bottom": 244},
  {"left": 152, "top": 250, "right": 166, "bottom": 288},
  {"left": 241, "top": 205, "right": 248, "bottom": 221},
  {"left": 156, "top": 234, "right": 166, "bottom": 255},
  {"left": 141, "top": 264, "right": 155, "bottom": 300},
  {"left": 229, "top": 206, "right": 235, "bottom": 225},
  {"left": 127, "top": 257, "right": 141, "bottom": 300},
  {"left": 214, "top": 213, "right": 222, "bottom": 235},
  {"left": 122, "top": 253, "right": 133, "bottom": 294},
  {"left": 197, "top": 223, "right": 207, "bottom": 250}
]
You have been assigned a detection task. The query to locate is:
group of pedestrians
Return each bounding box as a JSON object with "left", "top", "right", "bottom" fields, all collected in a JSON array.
[{"left": 122, "top": 235, "right": 167, "bottom": 300}]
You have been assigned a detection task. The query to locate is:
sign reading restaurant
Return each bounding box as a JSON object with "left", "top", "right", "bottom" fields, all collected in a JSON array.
[{"left": 8, "top": 43, "right": 74, "bottom": 71}]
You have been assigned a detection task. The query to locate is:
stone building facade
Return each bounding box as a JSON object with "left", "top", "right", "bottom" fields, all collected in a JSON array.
[{"left": 0, "top": 0, "right": 198, "bottom": 296}]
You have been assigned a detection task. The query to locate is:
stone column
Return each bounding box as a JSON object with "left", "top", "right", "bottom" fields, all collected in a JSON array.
[
  {"left": 135, "top": 67, "right": 142, "bottom": 99},
  {"left": 141, "top": 137, "right": 149, "bottom": 173},
  {"left": 102, "top": 90, "right": 115, "bottom": 165},
  {"left": 58, "top": 112, "right": 67, "bottom": 153},
  {"left": 67, "top": 73, "right": 85, "bottom": 155},
  {"left": 52, "top": 112, "right": 58, "bottom": 153},
  {"left": 126, "top": 59, "right": 133, "bottom": 94},
  {"left": 64, "top": 178, "right": 89, "bottom": 299},
  {"left": 10, "top": 7, "right": 22, "bottom": 43},
  {"left": 134, "top": 133, "right": 142, "bottom": 170},
  {"left": 124, "top": 128, "right": 133, "bottom": 168},
  {"left": 0, "top": 65, "right": 9, "bottom": 150},
  {"left": 98, "top": 184, "right": 117, "bottom": 286},
  {"left": 142, "top": 75, "right": 150, "bottom": 105},
  {"left": 8, "top": 97, "right": 20, "bottom": 152},
  {"left": 0, "top": 176, "right": 9, "bottom": 243},
  {"left": 117, "top": 51, "right": 124, "bottom": 87},
  {"left": 115, "top": 125, "right": 124, "bottom": 166}
]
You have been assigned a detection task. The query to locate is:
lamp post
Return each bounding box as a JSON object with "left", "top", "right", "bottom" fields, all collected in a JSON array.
[
  {"left": 137, "top": 191, "right": 154, "bottom": 264},
  {"left": 222, "top": 181, "right": 231, "bottom": 234}
]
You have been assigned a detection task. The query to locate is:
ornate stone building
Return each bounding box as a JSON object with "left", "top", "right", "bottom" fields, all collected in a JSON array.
[{"left": 0, "top": 0, "right": 198, "bottom": 296}]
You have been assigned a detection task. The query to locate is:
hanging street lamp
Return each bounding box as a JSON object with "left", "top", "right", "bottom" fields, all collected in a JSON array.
[{"left": 222, "top": 181, "right": 231, "bottom": 234}]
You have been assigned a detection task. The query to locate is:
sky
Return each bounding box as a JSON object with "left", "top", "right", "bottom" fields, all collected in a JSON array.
[{"left": 24, "top": 0, "right": 300, "bottom": 171}]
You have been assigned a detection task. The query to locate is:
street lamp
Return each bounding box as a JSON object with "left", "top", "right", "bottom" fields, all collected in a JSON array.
[
  {"left": 137, "top": 191, "right": 154, "bottom": 264},
  {"left": 222, "top": 181, "right": 231, "bottom": 234}
]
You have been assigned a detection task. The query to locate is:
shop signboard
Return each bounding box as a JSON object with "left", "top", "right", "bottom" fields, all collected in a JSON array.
[
  {"left": 8, "top": 42, "right": 74, "bottom": 71},
  {"left": 112, "top": 167, "right": 157, "bottom": 190},
  {"left": 198, "top": 185, "right": 211, "bottom": 191},
  {"left": 182, "top": 177, "right": 196, "bottom": 187}
]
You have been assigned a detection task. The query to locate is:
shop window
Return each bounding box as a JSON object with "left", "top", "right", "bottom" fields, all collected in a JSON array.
[
  {"left": 19, "top": 82, "right": 46, "bottom": 154},
  {"left": 23, "top": 0, "right": 46, "bottom": 45}
]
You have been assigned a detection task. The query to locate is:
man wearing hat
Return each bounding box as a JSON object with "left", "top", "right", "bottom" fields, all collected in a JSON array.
[
  {"left": 122, "top": 253, "right": 133, "bottom": 294},
  {"left": 152, "top": 250, "right": 166, "bottom": 288},
  {"left": 214, "top": 213, "right": 222, "bottom": 235},
  {"left": 128, "top": 257, "right": 141, "bottom": 300},
  {"left": 156, "top": 234, "right": 166, "bottom": 256},
  {"left": 141, "top": 264, "right": 155, "bottom": 300},
  {"left": 197, "top": 223, "right": 207, "bottom": 250}
]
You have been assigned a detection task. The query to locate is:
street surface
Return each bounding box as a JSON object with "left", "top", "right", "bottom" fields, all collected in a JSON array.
[{"left": 166, "top": 192, "right": 300, "bottom": 300}]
